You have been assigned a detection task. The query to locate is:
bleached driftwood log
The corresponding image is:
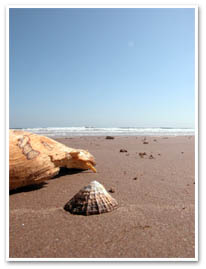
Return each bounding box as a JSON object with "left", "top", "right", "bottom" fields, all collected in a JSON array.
[{"left": 9, "top": 130, "right": 96, "bottom": 190}]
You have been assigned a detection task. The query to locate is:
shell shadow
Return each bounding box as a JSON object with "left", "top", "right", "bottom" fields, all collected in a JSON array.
[
  {"left": 9, "top": 182, "right": 48, "bottom": 195},
  {"left": 52, "top": 167, "right": 85, "bottom": 179}
]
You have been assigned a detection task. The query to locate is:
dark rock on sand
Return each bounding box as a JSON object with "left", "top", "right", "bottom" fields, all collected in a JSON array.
[
  {"left": 139, "top": 152, "right": 147, "bottom": 158},
  {"left": 108, "top": 187, "right": 115, "bottom": 193},
  {"left": 120, "top": 149, "right": 127, "bottom": 153},
  {"left": 106, "top": 136, "right": 114, "bottom": 139}
]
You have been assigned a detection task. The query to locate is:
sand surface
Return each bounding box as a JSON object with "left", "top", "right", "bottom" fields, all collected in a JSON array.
[{"left": 9, "top": 136, "right": 195, "bottom": 259}]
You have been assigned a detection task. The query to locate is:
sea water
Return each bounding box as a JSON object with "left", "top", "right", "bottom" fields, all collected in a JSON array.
[{"left": 14, "top": 127, "right": 195, "bottom": 137}]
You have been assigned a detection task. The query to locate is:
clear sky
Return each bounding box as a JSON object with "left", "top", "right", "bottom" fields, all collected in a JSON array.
[{"left": 9, "top": 8, "right": 195, "bottom": 128}]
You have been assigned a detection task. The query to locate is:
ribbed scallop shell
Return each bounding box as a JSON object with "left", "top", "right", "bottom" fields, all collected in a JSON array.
[{"left": 64, "top": 181, "right": 118, "bottom": 215}]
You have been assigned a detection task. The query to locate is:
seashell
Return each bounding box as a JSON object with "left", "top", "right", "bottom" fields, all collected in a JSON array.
[
  {"left": 64, "top": 181, "right": 118, "bottom": 215},
  {"left": 9, "top": 130, "right": 96, "bottom": 190}
]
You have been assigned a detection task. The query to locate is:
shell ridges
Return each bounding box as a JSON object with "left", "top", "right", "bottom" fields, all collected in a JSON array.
[{"left": 64, "top": 181, "right": 118, "bottom": 215}]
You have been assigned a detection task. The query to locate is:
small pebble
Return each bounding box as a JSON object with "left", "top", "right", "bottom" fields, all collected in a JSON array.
[
  {"left": 120, "top": 149, "right": 127, "bottom": 153},
  {"left": 149, "top": 154, "right": 154, "bottom": 159},
  {"left": 108, "top": 188, "right": 115, "bottom": 193},
  {"left": 133, "top": 177, "right": 138, "bottom": 180},
  {"left": 143, "top": 141, "right": 149, "bottom": 144},
  {"left": 139, "top": 152, "right": 147, "bottom": 158},
  {"left": 106, "top": 136, "right": 114, "bottom": 139}
]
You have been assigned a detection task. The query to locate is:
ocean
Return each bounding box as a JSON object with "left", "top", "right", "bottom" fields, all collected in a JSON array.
[{"left": 14, "top": 127, "right": 195, "bottom": 137}]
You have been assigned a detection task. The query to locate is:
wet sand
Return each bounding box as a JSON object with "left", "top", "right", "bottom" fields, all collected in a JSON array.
[{"left": 9, "top": 136, "right": 195, "bottom": 259}]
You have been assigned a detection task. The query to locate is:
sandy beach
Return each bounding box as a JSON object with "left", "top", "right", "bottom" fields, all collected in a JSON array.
[{"left": 9, "top": 135, "right": 195, "bottom": 259}]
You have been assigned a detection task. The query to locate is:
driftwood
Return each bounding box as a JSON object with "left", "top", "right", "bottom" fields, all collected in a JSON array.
[{"left": 9, "top": 130, "right": 96, "bottom": 190}]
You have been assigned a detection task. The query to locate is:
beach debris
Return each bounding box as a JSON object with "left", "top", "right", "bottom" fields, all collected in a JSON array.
[
  {"left": 142, "top": 137, "right": 149, "bottom": 144},
  {"left": 149, "top": 154, "right": 155, "bottom": 159},
  {"left": 64, "top": 181, "right": 118, "bottom": 215},
  {"left": 108, "top": 187, "right": 115, "bottom": 193},
  {"left": 139, "top": 152, "right": 147, "bottom": 158},
  {"left": 9, "top": 130, "right": 96, "bottom": 190},
  {"left": 138, "top": 224, "right": 151, "bottom": 230},
  {"left": 105, "top": 136, "right": 114, "bottom": 139},
  {"left": 143, "top": 141, "right": 149, "bottom": 144},
  {"left": 120, "top": 149, "right": 127, "bottom": 153}
]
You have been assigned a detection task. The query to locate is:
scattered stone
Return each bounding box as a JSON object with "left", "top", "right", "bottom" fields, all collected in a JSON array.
[
  {"left": 181, "top": 152, "right": 184, "bottom": 154},
  {"left": 158, "top": 153, "right": 161, "bottom": 156},
  {"left": 106, "top": 136, "right": 114, "bottom": 139},
  {"left": 182, "top": 207, "right": 186, "bottom": 210},
  {"left": 149, "top": 154, "right": 154, "bottom": 159},
  {"left": 108, "top": 188, "right": 115, "bottom": 193},
  {"left": 139, "top": 152, "right": 147, "bottom": 158},
  {"left": 140, "top": 225, "right": 151, "bottom": 230},
  {"left": 153, "top": 139, "right": 157, "bottom": 142},
  {"left": 193, "top": 182, "right": 195, "bottom": 184},
  {"left": 133, "top": 177, "right": 138, "bottom": 180},
  {"left": 143, "top": 141, "right": 149, "bottom": 144},
  {"left": 120, "top": 149, "right": 127, "bottom": 153}
]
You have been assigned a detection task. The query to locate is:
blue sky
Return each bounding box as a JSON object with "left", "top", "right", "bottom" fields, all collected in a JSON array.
[{"left": 9, "top": 8, "right": 195, "bottom": 128}]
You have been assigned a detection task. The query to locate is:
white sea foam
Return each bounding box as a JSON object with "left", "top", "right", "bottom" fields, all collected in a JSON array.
[{"left": 17, "top": 127, "right": 195, "bottom": 137}]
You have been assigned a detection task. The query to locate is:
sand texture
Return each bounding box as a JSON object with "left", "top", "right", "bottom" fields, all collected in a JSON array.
[{"left": 9, "top": 136, "right": 195, "bottom": 258}]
